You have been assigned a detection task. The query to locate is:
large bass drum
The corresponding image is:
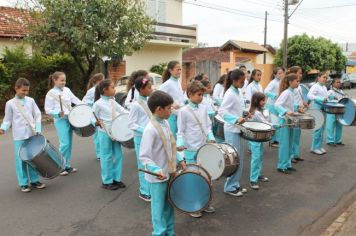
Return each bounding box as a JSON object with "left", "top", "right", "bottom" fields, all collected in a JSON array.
[
  {"left": 111, "top": 113, "right": 134, "bottom": 149},
  {"left": 305, "top": 109, "right": 324, "bottom": 130},
  {"left": 68, "top": 104, "right": 96, "bottom": 137},
  {"left": 338, "top": 98, "right": 356, "bottom": 126}
]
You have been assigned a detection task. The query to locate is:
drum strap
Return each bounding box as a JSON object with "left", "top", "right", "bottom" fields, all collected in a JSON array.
[
  {"left": 13, "top": 98, "right": 36, "bottom": 134},
  {"left": 186, "top": 106, "right": 207, "bottom": 138},
  {"left": 150, "top": 118, "right": 177, "bottom": 174},
  {"left": 48, "top": 92, "right": 72, "bottom": 111},
  {"left": 110, "top": 99, "right": 118, "bottom": 121},
  {"left": 138, "top": 100, "right": 152, "bottom": 118}
]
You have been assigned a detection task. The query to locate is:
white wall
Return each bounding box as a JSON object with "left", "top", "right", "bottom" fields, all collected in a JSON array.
[
  {"left": 146, "top": 0, "right": 182, "bottom": 24},
  {"left": 0, "top": 38, "right": 32, "bottom": 58},
  {"left": 256, "top": 52, "right": 275, "bottom": 64}
]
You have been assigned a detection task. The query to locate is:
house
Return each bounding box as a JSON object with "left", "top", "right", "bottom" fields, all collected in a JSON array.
[
  {"left": 256, "top": 44, "right": 276, "bottom": 64},
  {"left": 346, "top": 52, "right": 356, "bottom": 73},
  {"left": 0, "top": 6, "right": 33, "bottom": 57},
  {"left": 183, "top": 40, "right": 275, "bottom": 88}
]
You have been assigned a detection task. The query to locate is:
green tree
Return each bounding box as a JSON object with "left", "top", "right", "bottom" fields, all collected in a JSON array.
[
  {"left": 28, "top": 0, "right": 154, "bottom": 83},
  {"left": 274, "top": 33, "right": 347, "bottom": 72},
  {"left": 150, "top": 62, "right": 167, "bottom": 75}
]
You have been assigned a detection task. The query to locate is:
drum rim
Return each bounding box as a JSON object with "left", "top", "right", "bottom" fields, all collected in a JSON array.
[
  {"left": 168, "top": 164, "right": 212, "bottom": 214},
  {"left": 111, "top": 113, "right": 134, "bottom": 142},
  {"left": 338, "top": 97, "right": 356, "bottom": 125},
  {"left": 241, "top": 121, "right": 273, "bottom": 131},
  {"left": 19, "top": 134, "right": 48, "bottom": 162},
  {"left": 68, "top": 104, "right": 93, "bottom": 127}
]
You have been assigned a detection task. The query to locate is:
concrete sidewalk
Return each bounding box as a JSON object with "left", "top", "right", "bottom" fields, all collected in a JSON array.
[{"left": 323, "top": 201, "right": 356, "bottom": 236}]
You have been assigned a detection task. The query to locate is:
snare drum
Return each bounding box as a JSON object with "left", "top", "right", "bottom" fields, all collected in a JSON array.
[
  {"left": 168, "top": 164, "right": 212, "bottom": 214},
  {"left": 323, "top": 102, "right": 345, "bottom": 114},
  {"left": 197, "top": 143, "right": 239, "bottom": 180},
  {"left": 286, "top": 113, "right": 315, "bottom": 129},
  {"left": 305, "top": 109, "right": 324, "bottom": 130},
  {"left": 19, "top": 135, "right": 64, "bottom": 179},
  {"left": 213, "top": 115, "right": 225, "bottom": 141},
  {"left": 338, "top": 98, "right": 356, "bottom": 126},
  {"left": 111, "top": 113, "right": 134, "bottom": 149},
  {"left": 239, "top": 121, "right": 273, "bottom": 142},
  {"left": 68, "top": 104, "right": 96, "bottom": 137}
]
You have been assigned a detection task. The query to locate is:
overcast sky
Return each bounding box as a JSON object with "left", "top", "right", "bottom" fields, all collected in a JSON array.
[
  {"left": 182, "top": 0, "right": 356, "bottom": 48},
  {"left": 1, "top": 0, "right": 355, "bottom": 48}
]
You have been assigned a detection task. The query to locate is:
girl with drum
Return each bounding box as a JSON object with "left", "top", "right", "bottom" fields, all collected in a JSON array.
[
  {"left": 275, "top": 73, "right": 300, "bottom": 174},
  {"left": 0, "top": 78, "right": 46, "bottom": 192},
  {"left": 159, "top": 61, "right": 186, "bottom": 139},
  {"left": 265, "top": 67, "right": 285, "bottom": 147},
  {"left": 307, "top": 72, "right": 329, "bottom": 155},
  {"left": 45, "top": 72, "right": 83, "bottom": 176},
  {"left": 128, "top": 76, "right": 153, "bottom": 202},
  {"left": 326, "top": 77, "right": 345, "bottom": 146},
  {"left": 82, "top": 73, "right": 105, "bottom": 160},
  {"left": 93, "top": 79, "right": 128, "bottom": 190},
  {"left": 219, "top": 69, "right": 249, "bottom": 197},
  {"left": 124, "top": 70, "right": 149, "bottom": 110},
  {"left": 212, "top": 74, "right": 226, "bottom": 106},
  {"left": 248, "top": 92, "right": 272, "bottom": 189}
]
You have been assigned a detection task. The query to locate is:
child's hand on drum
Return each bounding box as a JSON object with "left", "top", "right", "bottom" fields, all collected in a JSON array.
[
  {"left": 287, "top": 111, "right": 294, "bottom": 116},
  {"left": 59, "top": 111, "right": 65, "bottom": 118},
  {"left": 298, "top": 107, "right": 304, "bottom": 113},
  {"left": 236, "top": 118, "right": 245, "bottom": 124},
  {"left": 0, "top": 129, "right": 4, "bottom": 135},
  {"left": 177, "top": 146, "right": 186, "bottom": 152},
  {"left": 157, "top": 171, "right": 166, "bottom": 180},
  {"left": 179, "top": 160, "right": 186, "bottom": 170}
]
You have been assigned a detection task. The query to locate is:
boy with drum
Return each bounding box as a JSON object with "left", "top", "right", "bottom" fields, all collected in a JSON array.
[
  {"left": 176, "top": 80, "right": 216, "bottom": 217},
  {"left": 139, "top": 90, "right": 185, "bottom": 236},
  {"left": 0, "top": 78, "right": 46, "bottom": 192}
]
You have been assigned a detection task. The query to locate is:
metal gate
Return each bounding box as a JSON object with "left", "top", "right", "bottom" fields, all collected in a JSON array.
[{"left": 196, "top": 60, "right": 220, "bottom": 85}]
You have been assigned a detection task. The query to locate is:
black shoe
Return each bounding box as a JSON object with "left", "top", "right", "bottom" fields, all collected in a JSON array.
[
  {"left": 287, "top": 167, "right": 296, "bottom": 171},
  {"left": 277, "top": 168, "right": 290, "bottom": 174},
  {"left": 291, "top": 159, "right": 298, "bottom": 163},
  {"left": 139, "top": 193, "right": 151, "bottom": 202},
  {"left": 102, "top": 183, "right": 119, "bottom": 190},
  {"left": 113, "top": 181, "right": 126, "bottom": 188},
  {"left": 294, "top": 157, "right": 304, "bottom": 161},
  {"left": 336, "top": 142, "right": 345, "bottom": 146},
  {"left": 327, "top": 142, "right": 336, "bottom": 146},
  {"left": 20, "top": 185, "right": 31, "bottom": 193},
  {"left": 30, "top": 182, "right": 46, "bottom": 189}
]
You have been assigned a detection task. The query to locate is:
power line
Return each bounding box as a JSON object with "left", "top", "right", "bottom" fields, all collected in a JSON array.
[
  {"left": 289, "top": 0, "right": 304, "bottom": 18},
  {"left": 299, "top": 3, "right": 356, "bottom": 10}
]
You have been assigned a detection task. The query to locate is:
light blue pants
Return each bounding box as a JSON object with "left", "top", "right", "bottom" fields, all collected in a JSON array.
[
  {"left": 98, "top": 131, "right": 123, "bottom": 184},
  {"left": 311, "top": 104, "right": 325, "bottom": 151},
  {"left": 249, "top": 141, "right": 264, "bottom": 183},
  {"left": 277, "top": 119, "right": 293, "bottom": 170},
  {"left": 134, "top": 136, "right": 150, "bottom": 196},
  {"left": 326, "top": 114, "right": 343, "bottom": 144},
  {"left": 150, "top": 181, "right": 175, "bottom": 236},
  {"left": 14, "top": 140, "right": 40, "bottom": 186},
  {"left": 184, "top": 150, "right": 197, "bottom": 164},
  {"left": 93, "top": 129, "right": 101, "bottom": 159},
  {"left": 224, "top": 130, "right": 244, "bottom": 192},
  {"left": 167, "top": 114, "right": 177, "bottom": 140},
  {"left": 54, "top": 118, "right": 73, "bottom": 169},
  {"left": 291, "top": 127, "right": 301, "bottom": 158}
]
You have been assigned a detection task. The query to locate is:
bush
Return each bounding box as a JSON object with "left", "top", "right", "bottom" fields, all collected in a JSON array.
[{"left": 150, "top": 62, "right": 167, "bottom": 76}]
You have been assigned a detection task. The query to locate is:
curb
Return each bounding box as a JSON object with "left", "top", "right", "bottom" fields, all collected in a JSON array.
[{"left": 321, "top": 201, "right": 356, "bottom": 236}]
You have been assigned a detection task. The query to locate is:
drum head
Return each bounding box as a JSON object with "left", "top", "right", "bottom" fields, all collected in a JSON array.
[
  {"left": 68, "top": 105, "right": 94, "bottom": 128},
  {"left": 242, "top": 121, "right": 271, "bottom": 131},
  {"left": 111, "top": 113, "right": 134, "bottom": 142},
  {"left": 306, "top": 109, "right": 324, "bottom": 130},
  {"left": 324, "top": 102, "right": 345, "bottom": 108},
  {"left": 169, "top": 165, "right": 211, "bottom": 213},
  {"left": 19, "top": 135, "right": 46, "bottom": 161},
  {"left": 197, "top": 144, "right": 225, "bottom": 180},
  {"left": 338, "top": 98, "right": 356, "bottom": 126},
  {"left": 300, "top": 84, "right": 310, "bottom": 102}
]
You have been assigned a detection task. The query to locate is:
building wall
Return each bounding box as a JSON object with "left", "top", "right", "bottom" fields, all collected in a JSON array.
[
  {"left": 125, "top": 44, "right": 182, "bottom": 75},
  {"left": 0, "top": 38, "right": 32, "bottom": 58},
  {"left": 256, "top": 52, "right": 275, "bottom": 64},
  {"left": 254, "top": 64, "right": 275, "bottom": 89},
  {"left": 146, "top": 0, "right": 182, "bottom": 24}
]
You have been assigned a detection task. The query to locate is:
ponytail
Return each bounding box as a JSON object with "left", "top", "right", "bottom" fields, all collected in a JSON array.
[
  {"left": 224, "top": 69, "right": 245, "bottom": 93},
  {"left": 279, "top": 73, "right": 297, "bottom": 95},
  {"left": 94, "top": 79, "right": 112, "bottom": 102},
  {"left": 162, "top": 60, "right": 180, "bottom": 83},
  {"left": 130, "top": 86, "right": 135, "bottom": 102},
  {"left": 127, "top": 70, "right": 148, "bottom": 92}
]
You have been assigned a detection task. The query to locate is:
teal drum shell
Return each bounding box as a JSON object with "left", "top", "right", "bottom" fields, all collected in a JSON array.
[
  {"left": 168, "top": 164, "right": 212, "bottom": 214},
  {"left": 338, "top": 98, "right": 356, "bottom": 126},
  {"left": 323, "top": 102, "right": 345, "bottom": 114}
]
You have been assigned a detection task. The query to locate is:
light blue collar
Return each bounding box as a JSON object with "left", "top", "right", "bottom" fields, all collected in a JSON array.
[
  {"left": 230, "top": 85, "right": 239, "bottom": 94},
  {"left": 153, "top": 115, "right": 164, "bottom": 124},
  {"left": 188, "top": 100, "right": 199, "bottom": 108},
  {"left": 203, "top": 94, "right": 208, "bottom": 98},
  {"left": 15, "top": 95, "right": 25, "bottom": 100},
  {"left": 288, "top": 87, "right": 294, "bottom": 92},
  {"left": 139, "top": 95, "right": 148, "bottom": 101},
  {"left": 54, "top": 86, "right": 63, "bottom": 91},
  {"left": 253, "top": 80, "right": 259, "bottom": 85},
  {"left": 101, "top": 95, "right": 110, "bottom": 100},
  {"left": 169, "top": 76, "right": 178, "bottom": 82},
  {"left": 318, "top": 82, "right": 326, "bottom": 87}
]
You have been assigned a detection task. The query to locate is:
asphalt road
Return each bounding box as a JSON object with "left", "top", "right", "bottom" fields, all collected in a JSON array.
[{"left": 1, "top": 89, "right": 356, "bottom": 236}]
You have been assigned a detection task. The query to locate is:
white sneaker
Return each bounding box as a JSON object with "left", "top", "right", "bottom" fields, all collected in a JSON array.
[
  {"left": 320, "top": 148, "right": 326, "bottom": 154},
  {"left": 225, "top": 188, "right": 244, "bottom": 197},
  {"left": 311, "top": 149, "right": 323, "bottom": 155},
  {"left": 240, "top": 187, "right": 248, "bottom": 193},
  {"left": 190, "top": 212, "right": 203, "bottom": 218},
  {"left": 203, "top": 206, "right": 215, "bottom": 213},
  {"left": 59, "top": 170, "right": 69, "bottom": 176}
]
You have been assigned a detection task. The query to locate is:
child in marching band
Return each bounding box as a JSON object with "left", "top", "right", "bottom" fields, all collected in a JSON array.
[
  {"left": 275, "top": 73, "right": 301, "bottom": 174},
  {"left": 93, "top": 79, "right": 128, "bottom": 190},
  {"left": 212, "top": 74, "right": 226, "bottom": 105},
  {"left": 307, "top": 71, "right": 329, "bottom": 155},
  {"left": 82, "top": 73, "right": 105, "bottom": 160},
  {"left": 219, "top": 69, "right": 249, "bottom": 197},
  {"left": 177, "top": 80, "right": 216, "bottom": 218},
  {"left": 248, "top": 92, "right": 271, "bottom": 190},
  {"left": 201, "top": 80, "right": 217, "bottom": 117},
  {"left": 140, "top": 90, "right": 186, "bottom": 236},
  {"left": 326, "top": 77, "right": 345, "bottom": 146},
  {"left": 128, "top": 76, "right": 153, "bottom": 202},
  {"left": 245, "top": 69, "right": 263, "bottom": 106},
  {"left": 0, "top": 78, "right": 46, "bottom": 192},
  {"left": 265, "top": 67, "right": 285, "bottom": 147},
  {"left": 159, "top": 61, "right": 186, "bottom": 139},
  {"left": 45, "top": 72, "right": 82, "bottom": 176},
  {"left": 124, "top": 70, "right": 149, "bottom": 110}
]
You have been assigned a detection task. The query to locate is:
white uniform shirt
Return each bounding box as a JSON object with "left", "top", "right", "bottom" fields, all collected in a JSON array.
[
  {"left": 177, "top": 102, "right": 213, "bottom": 151},
  {"left": 45, "top": 87, "right": 82, "bottom": 117},
  {"left": 128, "top": 96, "right": 150, "bottom": 136},
  {"left": 307, "top": 83, "right": 328, "bottom": 107},
  {"left": 275, "top": 88, "right": 295, "bottom": 116},
  {"left": 264, "top": 78, "right": 280, "bottom": 106},
  {"left": 82, "top": 86, "right": 96, "bottom": 106},
  {"left": 1, "top": 96, "right": 41, "bottom": 141},
  {"left": 92, "top": 96, "right": 128, "bottom": 131},
  {"left": 213, "top": 83, "right": 224, "bottom": 100},
  {"left": 139, "top": 118, "right": 174, "bottom": 183},
  {"left": 293, "top": 86, "right": 304, "bottom": 108},
  {"left": 241, "top": 79, "right": 249, "bottom": 95},
  {"left": 124, "top": 88, "right": 139, "bottom": 109},
  {"left": 202, "top": 94, "right": 217, "bottom": 115},
  {"left": 246, "top": 81, "right": 263, "bottom": 102},
  {"left": 328, "top": 87, "right": 345, "bottom": 101},
  {"left": 159, "top": 77, "right": 186, "bottom": 106},
  {"left": 219, "top": 86, "right": 245, "bottom": 133}
]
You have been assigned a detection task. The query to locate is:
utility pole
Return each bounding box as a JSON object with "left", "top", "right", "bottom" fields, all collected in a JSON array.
[
  {"left": 283, "top": 0, "right": 288, "bottom": 68},
  {"left": 263, "top": 11, "right": 268, "bottom": 64}
]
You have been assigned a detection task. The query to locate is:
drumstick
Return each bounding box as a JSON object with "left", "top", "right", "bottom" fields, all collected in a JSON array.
[
  {"left": 59, "top": 95, "right": 64, "bottom": 113},
  {"left": 138, "top": 168, "right": 166, "bottom": 178}
]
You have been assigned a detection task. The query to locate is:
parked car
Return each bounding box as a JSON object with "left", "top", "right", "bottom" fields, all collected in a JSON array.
[
  {"left": 341, "top": 73, "right": 352, "bottom": 89},
  {"left": 348, "top": 73, "right": 356, "bottom": 86}
]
